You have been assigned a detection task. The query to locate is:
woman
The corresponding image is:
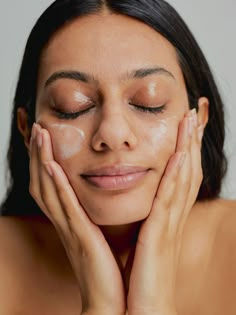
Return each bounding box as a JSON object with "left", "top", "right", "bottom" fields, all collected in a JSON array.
[{"left": 0, "top": 0, "right": 235, "bottom": 314}]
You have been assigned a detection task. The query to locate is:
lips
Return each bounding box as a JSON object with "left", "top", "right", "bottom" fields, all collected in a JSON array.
[{"left": 81, "top": 166, "right": 149, "bottom": 190}]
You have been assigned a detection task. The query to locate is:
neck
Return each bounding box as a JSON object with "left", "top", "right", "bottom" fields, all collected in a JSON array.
[{"left": 100, "top": 222, "right": 142, "bottom": 266}]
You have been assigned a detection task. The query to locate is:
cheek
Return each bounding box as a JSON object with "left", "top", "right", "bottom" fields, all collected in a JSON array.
[
  {"left": 46, "top": 124, "right": 85, "bottom": 161},
  {"left": 143, "top": 118, "right": 179, "bottom": 161}
]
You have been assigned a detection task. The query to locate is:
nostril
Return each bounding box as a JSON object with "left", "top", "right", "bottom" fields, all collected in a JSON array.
[
  {"left": 99, "top": 142, "right": 109, "bottom": 150},
  {"left": 124, "top": 141, "right": 129, "bottom": 147}
]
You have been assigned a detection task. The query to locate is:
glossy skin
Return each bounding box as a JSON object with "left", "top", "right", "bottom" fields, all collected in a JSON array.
[
  {"left": 35, "top": 13, "right": 195, "bottom": 226},
  {"left": 10, "top": 10, "right": 236, "bottom": 315}
]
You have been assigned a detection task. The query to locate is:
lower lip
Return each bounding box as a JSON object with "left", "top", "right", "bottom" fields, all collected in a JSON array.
[{"left": 82, "top": 171, "right": 148, "bottom": 190}]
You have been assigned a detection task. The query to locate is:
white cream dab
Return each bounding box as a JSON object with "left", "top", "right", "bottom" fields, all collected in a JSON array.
[
  {"left": 147, "top": 82, "right": 157, "bottom": 97},
  {"left": 74, "top": 91, "right": 91, "bottom": 104},
  {"left": 50, "top": 124, "right": 85, "bottom": 160},
  {"left": 148, "top": 120, "right": 168, "bottom": 147},
  {"left": 144, "top": 116, "right": 179, "bottom": 157}
]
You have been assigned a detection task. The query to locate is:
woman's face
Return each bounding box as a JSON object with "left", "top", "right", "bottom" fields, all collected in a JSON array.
[{"left": 35, "top": 12, "right": 189, "bottom": 225}]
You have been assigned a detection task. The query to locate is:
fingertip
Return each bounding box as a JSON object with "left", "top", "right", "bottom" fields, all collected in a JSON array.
[
  {"left": 31, "top": 123, "right": 37, "bottom": 141},
  {"left": 40, "top": 128, "right": 54, "bottom": 161},
  {"left": 41, "top": 128, "right": 51, "bottom": 143},
  {"left": 37, "top": 129, "right": 43, "bottom": 148}
]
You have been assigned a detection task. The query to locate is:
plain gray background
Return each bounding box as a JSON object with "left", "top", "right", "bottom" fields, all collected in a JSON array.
[{"left": 0, "top": 1, "right": 235, "bottom": 205}]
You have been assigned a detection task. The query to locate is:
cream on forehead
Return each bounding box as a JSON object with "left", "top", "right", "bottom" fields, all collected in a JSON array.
[{"left": 50, "top": 124, "right": 85, "bottom": 160}]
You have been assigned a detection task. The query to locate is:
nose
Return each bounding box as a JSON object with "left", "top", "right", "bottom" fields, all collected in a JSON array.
[{"left": 91, "top": 110, "right": 138, "bottom": 152}]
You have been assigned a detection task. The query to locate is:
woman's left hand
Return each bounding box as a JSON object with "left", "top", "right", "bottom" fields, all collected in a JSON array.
[{"left": 127, "top": 109, "right": 204, "bottom": 315}]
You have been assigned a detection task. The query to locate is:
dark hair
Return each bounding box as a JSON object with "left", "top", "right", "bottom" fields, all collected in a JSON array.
[{"left": 1, "top": 0, "right": 227, "bottom": 216}]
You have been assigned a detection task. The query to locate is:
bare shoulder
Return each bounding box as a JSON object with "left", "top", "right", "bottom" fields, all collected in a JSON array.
[
  {"left": 0, "top": 214, "right": 71, "bottom": 276},
  {"left": 0, "top": 216, "right": 80, "bottom": 314},
  {"left": 0, "top": 216, "right": 34, "bottom": 258},
  {"left": 0, "top": 216, "right": 50, "bottom": 310},
  {"left": 180, "top": 198, "right": 236, "bottom": 270},
  {"left": 177, "top": 199, "right": 236, "bottom": 314},
  {"left": 193, "top": 198, "right": 236, "bottom": 247},
  {"left": 206, "top": 199, "right": 236, "bottom": 313},
  {"left": 188, "top": 198, "right": 236, "bottom": 235},
  {"left": 0, "top": 215, "right": 53, "bottom": 257},
  {"left": 0, "top": 216, "right": 35, "bottom": 312},
  {"left": 213, "top": 198, "right": 236, "bottom": 244}
]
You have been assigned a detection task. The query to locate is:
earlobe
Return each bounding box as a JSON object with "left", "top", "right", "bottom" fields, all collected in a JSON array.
[
  {"left": 197, "top": 97, "right": 209, "bottom": 127},
  {"left": 17, "top": 107, "right": 31, "bottom": 151}
]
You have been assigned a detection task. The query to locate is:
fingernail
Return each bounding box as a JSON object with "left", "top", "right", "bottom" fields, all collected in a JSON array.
[
  {"left": 198, "top": 125, "right": 204, "bottom": 141},
  {"left": 45, "top": 163, "right": 53, "bottom": 177},
  {"left": 37, "top": 130, "right": 43, "bottom": 148}
]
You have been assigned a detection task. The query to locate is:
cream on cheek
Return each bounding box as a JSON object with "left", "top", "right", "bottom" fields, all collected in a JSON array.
[
  {"left": 143, "top": 116, "right": 179, "bottom": 159},
  {"left": 48, "top": 124, "right": 85, "bottom": 160},
  {"left": 142, "top": 82, "right": 180, "bottom": 156}
]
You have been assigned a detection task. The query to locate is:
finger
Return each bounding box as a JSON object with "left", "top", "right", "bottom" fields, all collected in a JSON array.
[
  {"left": 168, "top": 112, "right": 193, "bottom": 233},
  {"left": 174, "top": 110, "right": 202, "bottom": 238},
  {"left": 29, "top": 123, "right": 48, "bottom": 215},
  {"left": 146, "top": 151, "right": 186, "bottom": 241},
  {"left": 172, "top": 111, "right": 193, "bottom": 212},
  {"left": 147, "top": 115, "right": 190, "bottom": 231},
  {"left": 187, "top": 111, "right": 204, "bottom": 207},
  {"left": 36, "top": 124, "right": 68, "bottom": 229},
  {"left": 36, "top": 125, "right": 96, "bottom": 245}
]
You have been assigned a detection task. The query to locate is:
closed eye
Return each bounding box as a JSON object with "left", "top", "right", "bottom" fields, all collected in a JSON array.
[
  {"left": 52, "top": 107, "right": 92, "bottom": 120},
  {"left": 52, "top": 103, "right": 166, "bottom": 120},
  {"left": 130, "top": 103, "right": 166, "bottom": 114}
]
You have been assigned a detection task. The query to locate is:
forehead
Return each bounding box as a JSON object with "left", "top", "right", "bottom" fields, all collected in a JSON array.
[{"left": 38, "top": 12, "right": 184, "bottom": 89}]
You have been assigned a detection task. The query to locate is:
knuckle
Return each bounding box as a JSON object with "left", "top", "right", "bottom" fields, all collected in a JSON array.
[{"left": 156, "top": 195, "right": 171, "bottom": 212}]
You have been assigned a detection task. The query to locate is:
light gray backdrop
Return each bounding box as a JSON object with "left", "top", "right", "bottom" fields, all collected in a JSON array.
[{"left": 0, "top": 1, "right": 235, "bottom": 204}]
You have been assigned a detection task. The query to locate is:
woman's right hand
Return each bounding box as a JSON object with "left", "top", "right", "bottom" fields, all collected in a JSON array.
[{"left": 29, "top": 123, "right": 126, "bottom": 315}]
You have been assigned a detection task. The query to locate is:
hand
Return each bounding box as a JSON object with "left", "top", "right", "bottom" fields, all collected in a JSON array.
[
  {"left": 127, "top": 109, "right": 204, "bottom": 315},
  {"left": 29, "top": 123, "right": 126, "bottom": 315}
]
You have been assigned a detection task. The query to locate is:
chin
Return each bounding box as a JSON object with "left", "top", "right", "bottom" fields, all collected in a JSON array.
[
  {"left": 79, "top": 192, "right": 154, "bottom": 226},
  {"left": 69, "top": 168, "right": 161, "bottom": 226},
  {"left": 86, "top": 209, "right": 150, "bottom": 226}
]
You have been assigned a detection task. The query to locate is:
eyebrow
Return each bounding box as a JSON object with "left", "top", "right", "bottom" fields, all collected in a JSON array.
[
  {"left": 126, "top": 67, "right": 176, "bottom": 81},
  {"left": 44, "top": 66, "right": 176, "bottom": 88},
  {"left": 44, "top": 70, "right": 99, "bottom": 88}
]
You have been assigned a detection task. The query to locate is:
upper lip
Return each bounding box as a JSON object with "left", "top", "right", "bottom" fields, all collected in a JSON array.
[{"left": 81, "top": 165, "right": 149, "bottom": 176}]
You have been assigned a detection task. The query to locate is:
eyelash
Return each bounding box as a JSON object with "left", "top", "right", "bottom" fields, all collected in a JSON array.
[
  {"left": 130, "top": 103, "right": 166, "bottom": 114},
  {"left": 53, "top": 107, "right": 91, "bottom": 120},
  {"left": 53, "top": 104, "right": 166, "bottom": 120}
]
